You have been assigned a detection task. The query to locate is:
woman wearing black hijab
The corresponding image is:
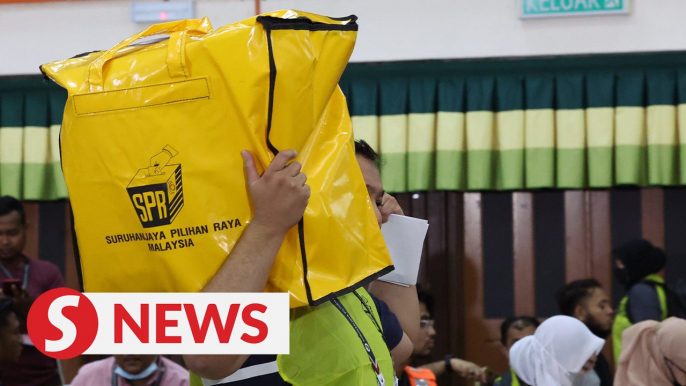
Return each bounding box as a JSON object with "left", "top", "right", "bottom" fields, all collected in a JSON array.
[{"left": 611, "top": 239, "right": 668, "bottom": 364}]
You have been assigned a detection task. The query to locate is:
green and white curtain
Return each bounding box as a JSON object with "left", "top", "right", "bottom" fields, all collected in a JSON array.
[
  {"left": 340, "top": 53, "right": 686, "bottom": 193},
  {"left": 0, "top": 78, "right": 67, "bottom": 200},
  {"left": 4, "top": 53, "right": 686, "bottom": 199}
]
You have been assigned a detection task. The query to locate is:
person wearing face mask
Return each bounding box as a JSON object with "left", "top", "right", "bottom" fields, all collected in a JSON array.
[
  {"left": 70, "top": 355, "right": 189, "bottom": 386},
  {"left": 508, "top": 316, "right": 605, "bottom": 386},
  {"left": 611, "top": 239, "right": 669, "bottom": 364},
  {"left": 614, "top": 317, "right": 686, "bottom": 386},
  {"left": 556, "top": 279, "right": 615, "bottom": 386}
]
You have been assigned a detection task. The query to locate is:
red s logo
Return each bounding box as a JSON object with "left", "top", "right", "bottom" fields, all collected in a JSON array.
[{"left": 27, "top": 288, "right": 98, "bottom": 359}]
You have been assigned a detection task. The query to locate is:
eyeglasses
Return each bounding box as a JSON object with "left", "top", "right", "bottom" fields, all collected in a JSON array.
[
  {"left": 664, "top": 356, "right": 686, "bottom": 386},
  {"left": 420, "top": 319, "right": 434, "bottom": 330}
]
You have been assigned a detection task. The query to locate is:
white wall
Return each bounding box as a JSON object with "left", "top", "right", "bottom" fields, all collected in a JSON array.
[{"left": 2, "top": 0, "right": 686, "bottom": 76}]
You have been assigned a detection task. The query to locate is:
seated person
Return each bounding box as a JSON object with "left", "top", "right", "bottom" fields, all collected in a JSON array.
[
  {"left": 614, "top": 317, "right": 686, "bottom": 386},
  {"left": 70, "top": 355, "right": 189, "bottom": 386},
  {"left": 509, "top": 316, "right": 605, "bottom": 386},
  {"left": 399, "top": 287, "right": 487, "bottom": 385},
  {"left": 494, "top": 316, "right": 539, "bottom": 386}
]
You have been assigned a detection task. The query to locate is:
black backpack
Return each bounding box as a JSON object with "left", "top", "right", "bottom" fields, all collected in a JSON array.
[
  {"left": 665, "top": 278, "right": 686, "bottom": 319},
  {"left": 627, "top": 279, "right": 686, "bottom": 322}
]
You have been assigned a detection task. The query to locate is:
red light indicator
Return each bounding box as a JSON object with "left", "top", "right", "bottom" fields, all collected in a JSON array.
[{"left": 159, "top": 11, "right": 169, "bottom": 21}]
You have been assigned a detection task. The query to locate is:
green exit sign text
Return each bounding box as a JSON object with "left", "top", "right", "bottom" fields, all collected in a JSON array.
[{"left": 521, "top": 0, "right": 630, "bottom": 18}]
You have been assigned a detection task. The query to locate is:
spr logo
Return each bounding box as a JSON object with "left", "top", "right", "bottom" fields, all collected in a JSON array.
[
  {"left": 27, "top": 288, "right": 98, "bottom": 360},
  {"left": 127, "top": 145, "right": 184, "bottom": 228}
]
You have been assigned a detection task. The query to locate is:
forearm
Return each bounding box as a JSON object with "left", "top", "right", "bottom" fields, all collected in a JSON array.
[
  {"left": 183, "top": 353, "right": 250, "bottom": 380},
  {"left": 423, "top": 358, "right": 486, "bottom": 382},
  {"left": 184, "top": 222, "right": 288, "bottom": 379},
  {"left": 202, "top": 222, "right": 287, "bottom": 293},
  {"left": 421, "top": 360, "right": 446, "bottom": 377},
  {"left": 368, "top": 282, "right": 419, "bottom": 344},
  {"left": 392, "top": 333, "right": 413, "bottom": 377}
]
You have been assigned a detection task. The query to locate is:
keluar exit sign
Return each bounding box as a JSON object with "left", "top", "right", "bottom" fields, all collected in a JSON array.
[{"left": 521, "top": 0, "right": 630, "bottom": 18}]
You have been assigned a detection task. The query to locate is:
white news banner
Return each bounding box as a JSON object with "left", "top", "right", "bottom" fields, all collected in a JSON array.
[
  {"left": 30, "top": 292, "right": 290, "bottom": 356},
  {"left": 378, "top": 214, "right": 429, "bottom": 287},
  {"left": 86, "top": 293, "right": 290, "bottom": 354}
]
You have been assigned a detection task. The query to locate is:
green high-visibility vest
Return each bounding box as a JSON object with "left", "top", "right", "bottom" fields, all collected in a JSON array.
[
  {"left": 278, "top": 288, "right": 394, "bottom": 385},
  {"left": 612, "top": 274, "right": 668, "bottom": 364},
  {"left": 512, "top": 369, "right": 520, "bottom": 386},
  {"left": 493, "top": 368, "right": 521, "bottom": 386},
  {"left": 190, "top": 288, "right": 394, "bottom": 386}
]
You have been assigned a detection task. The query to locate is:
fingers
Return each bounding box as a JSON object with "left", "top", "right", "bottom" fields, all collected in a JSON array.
[
  {"left": 12, "top": 285, "right": 24, "bottom": 297},
  {"left": 294, "top": 172, "right": 307, "bottom": 187},
  {"left": 242, "top": 150, "right": 261, "bottom": 185},
  {"left": 381, "top": 193, "right": 403, "bottom": 215},
  {"left": 466, "top": 367, "right": 485, "bottom": 382},
  {"left": 380, "top": 193, "right": 403, "bottom": 223},
  {"left": 244, "top": 150, "right": 303, "bottom": 183},
  {"left": 265, "top": 150, "right": 297, "bottom": 174},
  {"left": 9, "top": 284, "right": 24, "bottom": 299},
  {"left": 283, "top": 161, "right": 302, "bottom": 177}
]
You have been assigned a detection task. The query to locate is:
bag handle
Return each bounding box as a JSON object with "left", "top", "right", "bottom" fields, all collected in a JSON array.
[{"left": 87, "top": 17, "right": 212, "bottom": 91}]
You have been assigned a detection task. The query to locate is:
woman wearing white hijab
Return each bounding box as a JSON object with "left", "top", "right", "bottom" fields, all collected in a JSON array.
[{"left": 509, "top": 315, "right": 606, "bottom": 386}]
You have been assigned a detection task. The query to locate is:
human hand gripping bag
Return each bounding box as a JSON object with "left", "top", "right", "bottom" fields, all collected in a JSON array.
[{"left": 40, "top": 10, "right": 393, "bottom": 307}]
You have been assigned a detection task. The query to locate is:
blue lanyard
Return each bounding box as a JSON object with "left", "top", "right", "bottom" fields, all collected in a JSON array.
[{"left": 0, "top": 261, "right": 29, "bottom": 289}]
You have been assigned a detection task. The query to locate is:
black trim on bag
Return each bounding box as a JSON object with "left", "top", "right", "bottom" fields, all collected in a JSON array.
[
  {"left": 40, "top": 51, "right": 103, "bottom": 81},
  {"left": 308, "top": 265, "right": 395, "bottom": 307},
  {"left": 328, "top": 15, "right": 358, "bottom": 23},
  {"left": 260, "top": 13, "right": 392, "bottom": 306},
  {"left": 262, "top": 22, "right": 309, "bottom": 301},
  {"left": 256, "top": 15, "right": 358, "bottom": 32},
  {"left": 39, "top": 66, "right": 49, "bottom": 82},
  {"left": 70, "top": 50, "right": 103, "bottom": 59},
  {"left": 58, "top": 121, "right": 85, "bottom": 293},
  {"left": 298, "top": 219, "right": 313, "bottom": 304},
  {"left": 69, "top": 207, "right": 85, "bottom": 292},
  {"left": 264, "top": 27, "right": 280, "bottom": 156}
]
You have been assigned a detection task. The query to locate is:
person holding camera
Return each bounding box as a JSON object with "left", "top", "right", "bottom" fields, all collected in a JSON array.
[{"left": 0, "top": 196, "right": 65, "bottom": 386}]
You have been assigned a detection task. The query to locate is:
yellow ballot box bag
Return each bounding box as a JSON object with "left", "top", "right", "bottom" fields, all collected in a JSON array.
[{"left": 41, "top": 11, "right": 393, "bottom": 307}]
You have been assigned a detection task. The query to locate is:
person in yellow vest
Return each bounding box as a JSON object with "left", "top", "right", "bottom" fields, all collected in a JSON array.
[
  {"left": 611, "top": 239, "right": 669, "bottom": 365},
  {"left": 399, "top": 287, "right": 487, "bottom": 386},
  {"left": 185, "top": 142, "right": 419, "bottom": 386},
  {"left": 493, "top": 316, "right": 540, "bottom": 386}
]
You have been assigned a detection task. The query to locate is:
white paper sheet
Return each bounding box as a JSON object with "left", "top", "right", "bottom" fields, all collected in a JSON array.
[{"left": 378, "top": 214, "right": 429, "bottom": 286}]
